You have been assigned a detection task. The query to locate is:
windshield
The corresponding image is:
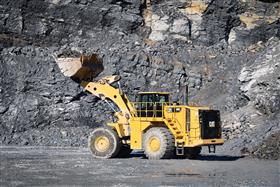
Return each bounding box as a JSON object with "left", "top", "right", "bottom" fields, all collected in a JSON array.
[{"left": 139, "top": 94, "right": 169, "bottom": 103}]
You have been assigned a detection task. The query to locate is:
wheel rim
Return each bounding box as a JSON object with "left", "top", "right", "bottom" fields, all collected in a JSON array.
[
  {"left": 148, "top": 136, "right": 161, "bottom": 152},
  {"left": 94, "top": 136, "right": 110, "bottom": 152}
]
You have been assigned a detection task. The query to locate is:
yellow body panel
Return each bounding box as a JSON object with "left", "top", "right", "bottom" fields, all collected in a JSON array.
[
  {"left": 190, "top": 139, "right": 224, "bottom": 147},
  {"left": 130, "top": 121, "right": 151, "bottom": 149},
  {"left": 129, "top": 104, "right": 223, "bottom": 149}
]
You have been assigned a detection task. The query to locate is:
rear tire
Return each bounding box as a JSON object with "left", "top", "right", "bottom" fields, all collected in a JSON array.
[
  {"left": 143, "top": 127, "right": 175, "bottom": 159},
  {"left": 88, "top": 127, "right": 121, "bottom": 159}
]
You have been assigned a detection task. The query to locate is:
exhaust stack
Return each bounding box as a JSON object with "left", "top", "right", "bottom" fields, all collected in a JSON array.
[{"left": 183, "top": 85, "right": 189, "bottom": 105}]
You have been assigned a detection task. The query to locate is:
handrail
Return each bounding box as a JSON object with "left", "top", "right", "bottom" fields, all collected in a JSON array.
[{"left": 132, "top": 102, "right": 174, "bottom": 118}]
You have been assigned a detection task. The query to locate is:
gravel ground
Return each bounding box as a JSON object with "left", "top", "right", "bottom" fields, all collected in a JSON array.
[{"left": 0, "top": 146, "right": 279, "bottom": 187}]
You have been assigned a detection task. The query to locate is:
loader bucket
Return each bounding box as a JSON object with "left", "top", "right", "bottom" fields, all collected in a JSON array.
[{"left": 55, "top": 54, "right": 104, "bottom": 82}]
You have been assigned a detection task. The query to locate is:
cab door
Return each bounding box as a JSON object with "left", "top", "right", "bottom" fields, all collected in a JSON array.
[{"left": 138, "top": 94, "right": 154, "bottom": 117}]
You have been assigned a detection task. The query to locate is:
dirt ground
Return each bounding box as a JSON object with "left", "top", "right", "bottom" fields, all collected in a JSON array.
[{"left": 0, "top": 146, "right": 279, "bottom": 187}]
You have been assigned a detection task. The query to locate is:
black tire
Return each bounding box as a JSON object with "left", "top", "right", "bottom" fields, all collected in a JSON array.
[
  {"left": 116, "top": 144, "right": 133, "bottom": 158},
  {"left": 143, "top": 127, "right": 175, "bottom": 159},
  {"left": 88, "top": 127, "right": 121, "bottom": 159},
  {"left": 184, "top": 147, "right": 202, "bottom": 159}
]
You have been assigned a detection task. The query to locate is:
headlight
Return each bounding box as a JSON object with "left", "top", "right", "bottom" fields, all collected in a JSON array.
[
  {"left": 167, "top": 108, "right": 173, "bottom": 113},
  {"left": 167, "top": 107, "right": 181, "bottom": 112},
  {"left": 175, "top": 108, "right": 181, "bottom": 112}
]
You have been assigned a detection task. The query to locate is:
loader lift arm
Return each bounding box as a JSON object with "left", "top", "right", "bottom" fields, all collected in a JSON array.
[{"left": 80, "top": 75, "right": 137, "bottom": 126}]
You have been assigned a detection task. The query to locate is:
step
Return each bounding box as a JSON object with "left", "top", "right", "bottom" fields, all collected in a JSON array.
[{"left": 176, "top": 139, "right": 184, "bottom": 144}]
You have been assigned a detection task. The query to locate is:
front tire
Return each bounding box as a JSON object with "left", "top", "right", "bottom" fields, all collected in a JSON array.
[
  {"left": 88, "top": 127, "right": 121, "bottom": 159},
  {"left": 143, "top": 127, "right": 175, "bottom": 159}
]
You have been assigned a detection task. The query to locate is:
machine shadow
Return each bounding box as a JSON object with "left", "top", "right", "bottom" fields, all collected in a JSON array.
[
  {"left": 195, "top": 154, "right": 244, "bottom": 161},
  {"left": 128, "top": 152, "right": 243, "bottom": 161},
  {"left": 130, "top": 151, "right": 146, "bottom": 158}
]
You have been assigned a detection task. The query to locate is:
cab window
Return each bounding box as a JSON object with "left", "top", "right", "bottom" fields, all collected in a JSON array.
[{"left": 156, "top": 95, "right": 169, "bottom": 103}]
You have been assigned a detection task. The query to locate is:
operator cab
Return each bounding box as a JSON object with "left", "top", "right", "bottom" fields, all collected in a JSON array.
[{"left": 136, "top": 92, "right": 170, "bottom": 117}]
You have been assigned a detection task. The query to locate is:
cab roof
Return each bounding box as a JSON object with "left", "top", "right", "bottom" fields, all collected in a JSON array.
[{"left": 138, "top": 92, "right": 170, "bottom": 95}]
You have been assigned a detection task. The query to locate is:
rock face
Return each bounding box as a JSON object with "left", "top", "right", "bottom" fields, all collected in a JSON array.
[
  {"left": 222, "top": 40, "right": 280, "bottom": 159},
  {"left": 239, "top": 43, "right": 280, "bottom": 115},
  {"left": 0, "top": 0, "right": 279, "bottom": 159}
]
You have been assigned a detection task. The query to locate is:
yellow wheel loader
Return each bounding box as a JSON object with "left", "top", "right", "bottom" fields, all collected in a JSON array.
[{"left": 55, "top": 54, "right": 224, "bottom": 159}]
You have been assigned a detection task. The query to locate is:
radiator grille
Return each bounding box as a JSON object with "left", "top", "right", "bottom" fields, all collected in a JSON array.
[{"left": 199, "top": 110, "right": 221, "bottom": 139}]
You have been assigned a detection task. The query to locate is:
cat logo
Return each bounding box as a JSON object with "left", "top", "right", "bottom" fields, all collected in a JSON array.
[{"left": 209, "top": 121, "right": 215, "bottom": 127}]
